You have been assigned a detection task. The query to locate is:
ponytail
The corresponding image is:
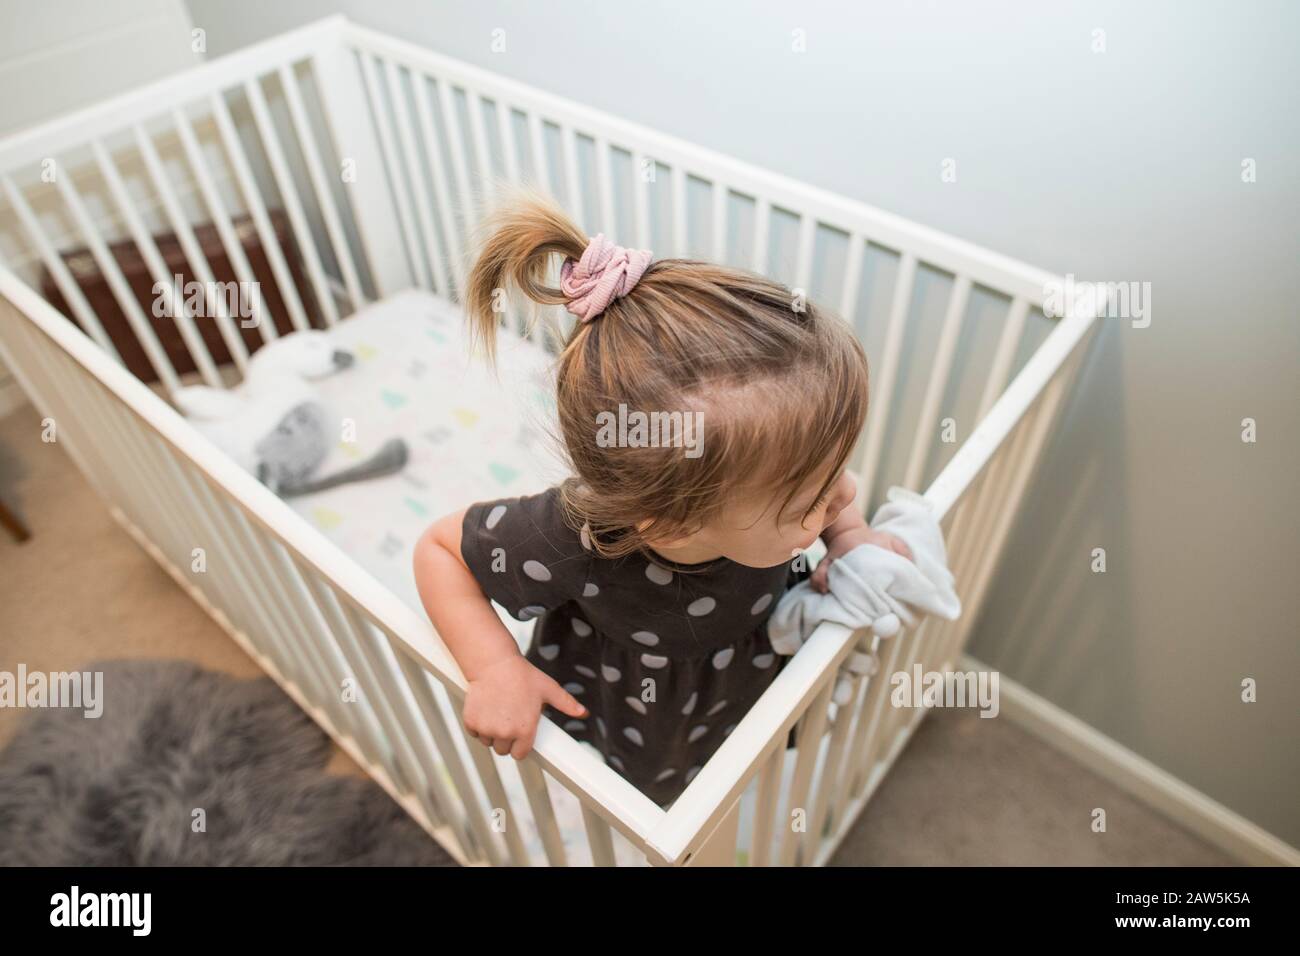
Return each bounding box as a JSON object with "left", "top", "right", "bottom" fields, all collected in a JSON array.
[{"left": 462, "top": 183, "right": 588, "bottom": 366}]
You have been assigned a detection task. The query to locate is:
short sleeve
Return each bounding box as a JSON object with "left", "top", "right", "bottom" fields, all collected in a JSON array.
[{"left": 459, "top": 486, "right": 593, "bottom": 621}]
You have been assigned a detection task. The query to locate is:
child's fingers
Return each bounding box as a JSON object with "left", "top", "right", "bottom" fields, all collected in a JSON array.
[
  {"left": 510, "top": 727, "right": 537, "bottom": 760},
  {"left": 545, "top": 679, "right": 589, "bottom": 718},
  {"left": 491, "top": 736, "right": 514, "bottom": 756},
  {"left": 892, "top": 537, "right": 914, "bottom": 562}
]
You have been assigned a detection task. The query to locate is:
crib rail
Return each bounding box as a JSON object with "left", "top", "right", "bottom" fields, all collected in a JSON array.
[{"left": 0, "top": 15, "right": 1105, "bottom": 865}]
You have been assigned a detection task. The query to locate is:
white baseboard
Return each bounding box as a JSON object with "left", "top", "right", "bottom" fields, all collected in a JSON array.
[
  {"left": 0, "top": 376, "right": 30, "bottom": 418},
  {"left": 960, "top": 653, "right": 1300, "bottom": 867}
]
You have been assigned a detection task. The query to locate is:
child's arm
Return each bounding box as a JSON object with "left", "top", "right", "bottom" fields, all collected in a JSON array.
[{"left": 412, "top": 509, "right": 587, "bottom": 759}]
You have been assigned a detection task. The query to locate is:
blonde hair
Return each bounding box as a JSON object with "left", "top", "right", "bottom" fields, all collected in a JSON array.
[{"left": 463, "top": 183, "right": 869, "bottom": 561}]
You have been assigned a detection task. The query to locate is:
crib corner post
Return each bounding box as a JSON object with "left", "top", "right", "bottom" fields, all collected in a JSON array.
[
  {"left": 311, "top": 35, "right": 412, "bottom": 299},
  {"left": 683, "top": 795, "right": 742, "bottom": 867}
]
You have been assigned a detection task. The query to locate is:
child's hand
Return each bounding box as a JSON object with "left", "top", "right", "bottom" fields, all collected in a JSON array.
[
  {"left": 462, "top": 654, "right": 589, "bottom": 759},
  {"left": 810, "top": 527, "right": 914, "bottom": 594}
]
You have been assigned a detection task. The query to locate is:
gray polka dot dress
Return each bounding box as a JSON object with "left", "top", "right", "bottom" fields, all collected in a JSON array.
[{"left": 459, "top": 486, "right": 809, "bottom": 808}]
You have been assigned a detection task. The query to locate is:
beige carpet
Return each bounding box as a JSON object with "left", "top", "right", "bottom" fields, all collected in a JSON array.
[{"left": 0, "top": 402, "right": 1238, "bottom": 865}]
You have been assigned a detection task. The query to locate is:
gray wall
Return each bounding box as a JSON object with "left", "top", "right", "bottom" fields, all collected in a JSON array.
[{"left": 185, "top": 0, "right": 1299, "bottom": 845}]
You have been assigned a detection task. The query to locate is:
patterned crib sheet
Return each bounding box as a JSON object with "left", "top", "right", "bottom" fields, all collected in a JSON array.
[{"left": 294, "top": 288, "right": 567, "bottom": 647}]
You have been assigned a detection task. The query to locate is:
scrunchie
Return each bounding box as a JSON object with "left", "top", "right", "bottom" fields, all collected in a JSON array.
[{"left": 559, "top": 233, "right": 653, "bottom": 322}]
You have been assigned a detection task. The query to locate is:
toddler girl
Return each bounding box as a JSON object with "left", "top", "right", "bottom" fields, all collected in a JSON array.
[{"left": 412, "top": 187, "right": 911, "bottom": 808}]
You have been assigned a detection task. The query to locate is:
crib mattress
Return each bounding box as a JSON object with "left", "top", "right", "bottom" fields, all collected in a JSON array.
[{"left": 292, "top": 289, "right": 830, "bottom": 864}]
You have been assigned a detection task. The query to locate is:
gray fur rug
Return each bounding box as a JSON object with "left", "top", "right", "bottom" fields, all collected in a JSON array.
[{"left": 0, "top": 659, "right": 455, "bottom": 866}]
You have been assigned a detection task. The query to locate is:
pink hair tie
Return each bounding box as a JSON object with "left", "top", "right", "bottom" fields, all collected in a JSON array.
[{"left": 560, "top": 233, "right": 653, "bottom": 322}]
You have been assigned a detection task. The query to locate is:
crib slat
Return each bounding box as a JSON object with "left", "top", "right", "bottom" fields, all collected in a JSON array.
[
  {"left": 932, "top": 433, "right": 1024, "bottom": 675},
  {"left": 805, "top": 682, "right": 859, "bottom": 861},
  {"left": 1, "top": 175, "right": 121, "bottom": 361},
  {"left": 341, "top": 600, "right": 463, "bottom": 813},
  {"left": 711, "top": 181, "right": 729, "bottom": 264},
  {"left": 261, "top": 535, "right": 389, "bottom": 747},
  {"left": 496, "top": 101, "right": 538, "bottom": 340},
  {"left": 845, "top": 628, "right": 909, "bottom": 803},
  {"left": 594, "top": 135, "right": 616, "bottom": 236},
  {"left": 147, "top": 443, "right": 296, "bottom": 679},
  {"left": 309, "top": 578, "right": 437, "bottom": 798},
  {"left": 278, "top": 64, "right": 366, "bottom": 312},
  {"left": 862, "top": 616, "right": 937, "bottom": 774},
  {"left": 918, "top": 295, "right": 1034, "bottom": 672},
  {"left": 172, "top": 106, "right": 275, "bottom": 340},
  {"left": 294, "top": 561, "right": 431, "bottom": 778},
  {"left": 978, "top": 296, "right": 1031, "bottom": 420},
  {"left": 223, "top": 498, "right": 377, "bottom": 750},
  {"left": 133, "top": 124, "right": 251, "bottom": 373},
  {"left": 210, "top": 92, "right": 311, "bottom": 337},
  {"left": 937, "top": 476, "right": 1027, "bottom": 672},
  {"left": 939, "top": 346, "right": 1082, "bottom": 672},
  {"left": 751, "top": 197, "right": 771, "bottom": 273},
  {"left": 434, "top": 78, "right": 476, "bottom": 232},
  {"left": 309, "top": 42, "right": 411, "bottom": 299},
  {"left": 748, "top": 745, "right": 784, "bottom": 867},
  {"left": 384, "top": 59, "right": 451, "bottom": 296},
  {"left": 16, "top": 326, "right": 131, "bottom": 517},
  {"left": 902, "top": 274, "right": 972, "bottom": 490},
  {"left": 463, "top": 88, "right": 525, "bottom": 332},
  {"left": 670, "top": 164, "right": 688, "bottom": 256},
  {"left": 353, "top": 54, "right": 422, "bottom": 292},
  {"left": 466, "top": 90, "right": 496, "bottom": 209},
  {"left": 821, "top": 665, "right": 872, "bottom": 850},
  {"left": 923, "top": 430, "right": 1004, "bottom": 668},
  {"left": 390, "top": 645, "right": 504, "bottom": 866},
  {"left": 793, "top": 213, "right": 816, "bottom": 294},
  {"left": 52, "top": 165, "right": 181, "bottom": 393},
  {"left": 336, "top": 598, "right": 457, "bottom": 830},
  {"left": 632, "top": 150, "right": 652, "bottom": 252},
  {"left": 179, "top": 466, "right": 306, "bottom": 681},
  {"left": 92, "top": 139, "right": 225, "bottom": 388},
  {"left": 838, "top": 232, "right": 865, "bottom": 322},
  {"left": 14, "top": 331, "right": 108, "bottom": 499},
  {"left": 171, "top": 457, "right": 308, "bottom": 688},
  {"left": 856, "top": 251, "right": 918, "bottom": 506},
  {"left": 777, "top": 679, "right": 834, "bottom": 866},
  {"left": 495, "top": 99, "right": 521, "bottom": 185},
  {"left": 102, "top": 411, "right": 226, "bottom": 619},
  {"left": 526, "top": 111, "right": 551, "bottom": 194},
  {"left": 560, "top": 124, "right": 585, "bottom": 228},
  {"left": 455, "top": 718, "right": 535, "bottom": 865},
  {"left": 244, "top": 78, "right": 338, "bottom": 327},
  {"left": 412, "top": 74, "right": 465, "bottom": 297},
  {"left": 119, "top": 414, "right": 244, "bottom": 605},
  {"left": 295, "top": 566, "right": 421, "bottom": 791},
  {"left": 48, "top": 356, "right": 174, "bottom": 548},
  {"left": 581, "top": 803, "right": 617, "bottom": 867},
  {"left": 210, "top": 490, "right": 347, "bottom": 717},
  {"left": 516, "top": 760, "right": 570, "bottom": 866}
]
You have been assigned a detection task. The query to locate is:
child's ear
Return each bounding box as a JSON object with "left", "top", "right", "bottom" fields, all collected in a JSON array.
[{"left": 636, "top": 517, "right": 681, "bottom": 548}]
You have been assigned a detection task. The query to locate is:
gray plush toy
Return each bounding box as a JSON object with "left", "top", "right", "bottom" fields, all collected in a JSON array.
[{"left": 174, "top": 331, "right": 408, "bottom": 498}]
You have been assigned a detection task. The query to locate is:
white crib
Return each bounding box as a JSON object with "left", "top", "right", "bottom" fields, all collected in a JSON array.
[{"left": 0, "top": 16, "right": 1103, "bottom": 866}]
